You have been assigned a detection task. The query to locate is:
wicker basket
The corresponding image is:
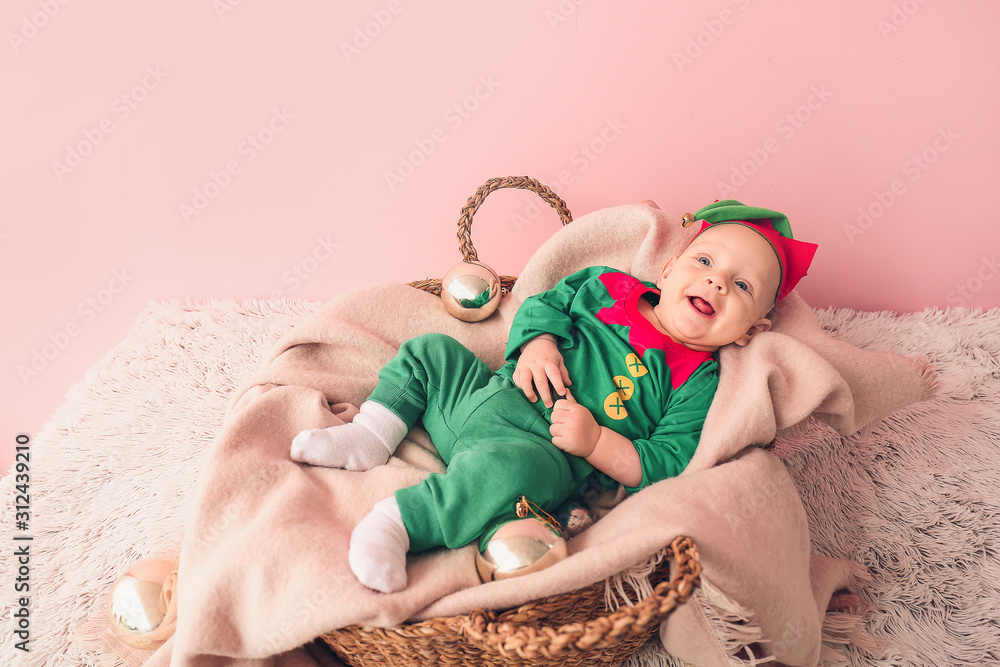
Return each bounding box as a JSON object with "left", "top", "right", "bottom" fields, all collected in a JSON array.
[
  {"left": 406, "top": 175, "right": 573, "bottom": 297},
  {"left": 320, "top": 177, "right": 702, "bottom": 666},
  {"left": 322, "top": 536, "right": 700, "bottom": 667}
]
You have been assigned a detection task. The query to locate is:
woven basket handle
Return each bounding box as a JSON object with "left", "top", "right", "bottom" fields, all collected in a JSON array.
[
  {"left": 461, "top": 536, "right": 701, "bottom": 661},
  {"left": 457, "top": 176, "right": 573, "bottom": 263}
]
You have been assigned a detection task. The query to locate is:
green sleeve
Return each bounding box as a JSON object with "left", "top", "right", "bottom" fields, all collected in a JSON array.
[
  {"left": 624, "top": 360, "right": 719, "bottom": 493},
  {"left": 504, "top": 266, "right": 613, "bottom": 361}
]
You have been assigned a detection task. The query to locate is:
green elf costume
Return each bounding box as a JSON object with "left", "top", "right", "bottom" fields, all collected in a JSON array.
[
  {"left": 290, "top": 199, "right": 818, "bottom": 593},
  {"left": 378, "top": 265, "right": 719, "bottom": 554}
]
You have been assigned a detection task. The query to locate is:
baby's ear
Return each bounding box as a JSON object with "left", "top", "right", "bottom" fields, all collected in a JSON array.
[
  {"left": 733, "top": 317, "right": 772, "bottom": 347},
  {"left": 657, "top": 256, "right": 679, "bottom": 284}
]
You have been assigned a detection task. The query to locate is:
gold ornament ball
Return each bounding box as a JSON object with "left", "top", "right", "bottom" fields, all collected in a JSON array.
[
  {"left": 107, "top": 557, "right": 178, "bottom": 649},
  {"left": 476, "top": 518, "right": 567, "bottom": 582},
  {"left": 440, "top": 261, "right": 502, "bottom": 322}
]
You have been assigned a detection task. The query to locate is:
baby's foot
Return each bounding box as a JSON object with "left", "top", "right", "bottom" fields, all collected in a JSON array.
[
  {"left": 291, "top": 424, "right": 388, "bottom": 470},
  {"left": 291, "top": 401, "right": 407, "bottom": 470},
  {"left": 349, "top": 497, "right": 410, "bottom": 593}
]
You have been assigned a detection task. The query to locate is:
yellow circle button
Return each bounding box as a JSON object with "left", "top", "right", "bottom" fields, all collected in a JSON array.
[
  {"left": 603, "top": 392, "right": 628, "bottom": 420},
  {"left": 625, "top": 353, "right": 647, "bottom": 378},
  {"left": 612, "top": 375, "right": 635, "bottom": 401}
]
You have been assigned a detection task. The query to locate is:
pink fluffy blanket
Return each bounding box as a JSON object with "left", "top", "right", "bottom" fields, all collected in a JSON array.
[{"left": 145, "top": 203, "right": 935, "bottom": 667}]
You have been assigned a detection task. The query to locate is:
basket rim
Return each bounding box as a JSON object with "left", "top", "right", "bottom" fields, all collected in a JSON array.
[
  {"left": 456, "top": 175, "right": 573, "bottom": 264},
  {"left": 322, "top": 536, "right": 700, "bottom": 662},
  {"left": 410, "top": 176, "right": 573, "bottom": 297}
]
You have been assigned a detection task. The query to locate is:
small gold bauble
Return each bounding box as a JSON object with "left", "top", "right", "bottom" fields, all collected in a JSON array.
[
  {"left": 558, "top": 500, "right": 596, "bottom": 538},
  {"left": 107, "top": 557, "right": 178, "bottom": 649},
  {"left": 440, "top": 261, "right": 502, "bottom": 322}
]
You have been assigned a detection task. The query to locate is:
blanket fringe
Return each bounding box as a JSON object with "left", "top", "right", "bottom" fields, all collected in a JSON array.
[
  {"left": 622, "top": 637, "right": 677, "bottom": 667},
  {"left": 604, "top": 549, "right": 667, "bottom": 611},
  {"left": 819, "top": 613, "right": 862, "bottom": 667},
  {"left": 820, "top": 561, "right": 888, "bottom": 665},
  {"left": 907, "top": 354, "right": 940, "bottom": 400},
  {"left": 605, "top": 554, "right": 774, "bottom": 666},
  {"left": 693, "top": 577, "right": 775, "bottom": 667}
]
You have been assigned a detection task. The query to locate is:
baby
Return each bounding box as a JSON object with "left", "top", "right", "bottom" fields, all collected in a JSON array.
[{"left": 292, "top": 200, "right": 818, "bottom": 593}]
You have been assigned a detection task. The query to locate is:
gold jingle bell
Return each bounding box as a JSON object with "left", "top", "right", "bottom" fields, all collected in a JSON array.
[
  {"left": 440, "top": 261, "right": 502, "bottom": 322},
  {"left": 107, "top": 557, "right": 179, "bottom": 650},
  {"left": 476, "top": 518, "right": 568, "bottom": 583}
]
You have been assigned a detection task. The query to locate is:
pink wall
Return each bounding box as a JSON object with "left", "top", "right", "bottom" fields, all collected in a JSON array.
[{"left": 3, "top": 1, "right": 998, "bottom": 473}]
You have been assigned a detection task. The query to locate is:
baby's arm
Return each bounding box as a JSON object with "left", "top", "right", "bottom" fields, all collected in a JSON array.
[
  {"left": 506, "top": 268, "right": 616, "bottom": 406},
  {"left": 549, "top": 392, "right": 642, "bottom": 488},
  {"left": 512, "top": 334, "right": 572, "bottom": 408}
]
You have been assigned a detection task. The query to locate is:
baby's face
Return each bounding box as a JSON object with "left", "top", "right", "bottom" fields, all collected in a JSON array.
[{"left": 650, "top": 224, "right": 781, "bottom": 351}]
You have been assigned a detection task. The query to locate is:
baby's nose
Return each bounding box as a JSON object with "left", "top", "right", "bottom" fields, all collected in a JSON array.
[{"left": 706, "top": 276, "right": 726, "bottom": 292}]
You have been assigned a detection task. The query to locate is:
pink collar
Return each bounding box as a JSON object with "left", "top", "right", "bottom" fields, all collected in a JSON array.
[{"left": 595, "top": 271, "right": 714, "bottom": 389}]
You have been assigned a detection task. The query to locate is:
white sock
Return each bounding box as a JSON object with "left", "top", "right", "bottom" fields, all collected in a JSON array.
[
  {"left": 349, "top": 496, "right": 410, "bottom": 593},
  {"left": 291, "top": 401, "right": 407, "bottom": 470}
]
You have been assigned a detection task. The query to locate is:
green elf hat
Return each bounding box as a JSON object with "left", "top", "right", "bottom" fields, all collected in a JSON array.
[{"left": 684, "top": 199, "right": 819, "bottom": 303}]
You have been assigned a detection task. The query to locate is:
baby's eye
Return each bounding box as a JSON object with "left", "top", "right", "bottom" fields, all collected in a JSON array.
[
  {"left": 736, "top": 280, "right": 750, "bottom": 292},
  {"left": 697, "top": 256, "right": 711, "bottom": 266}
]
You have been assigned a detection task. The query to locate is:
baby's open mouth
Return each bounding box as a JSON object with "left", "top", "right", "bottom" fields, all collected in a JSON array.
[{"left": 689, "top": 296, "right": 716, "bottom": 316}]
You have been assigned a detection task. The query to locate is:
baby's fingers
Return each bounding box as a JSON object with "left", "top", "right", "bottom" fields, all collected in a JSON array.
[
  {"left": 541, "top": 362, "right": 569, "bottom": 406},
  {"left": 534, "top": 366, "right": 556, "bottom": 408},
  {"left": 514, "top": 366, "right": 538, "bottom": 403}
]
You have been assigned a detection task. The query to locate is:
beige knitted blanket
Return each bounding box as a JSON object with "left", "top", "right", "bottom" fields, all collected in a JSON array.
[{"left": 133, "top": 204, "right": 933, "bottom": 666}]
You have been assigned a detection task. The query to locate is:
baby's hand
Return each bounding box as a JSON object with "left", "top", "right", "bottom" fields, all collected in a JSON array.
[
  {"left": 549, "top": 390, "right": 601, "bottom": 458},
  {"left": 513, "top": 334, "right": 571, "bottom": 408}
]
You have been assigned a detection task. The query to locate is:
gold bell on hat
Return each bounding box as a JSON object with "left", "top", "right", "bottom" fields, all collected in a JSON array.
[
  {"left": 107, "top": 557, "right": 179, "bottom": 650},
  {"left": 440, "top": 260, "right": 502, "bottom": 322}
]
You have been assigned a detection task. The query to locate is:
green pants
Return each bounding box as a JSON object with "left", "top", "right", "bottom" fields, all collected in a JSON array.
[{"left": 370, "top": 333, "right": 595, "bottom": 553}]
